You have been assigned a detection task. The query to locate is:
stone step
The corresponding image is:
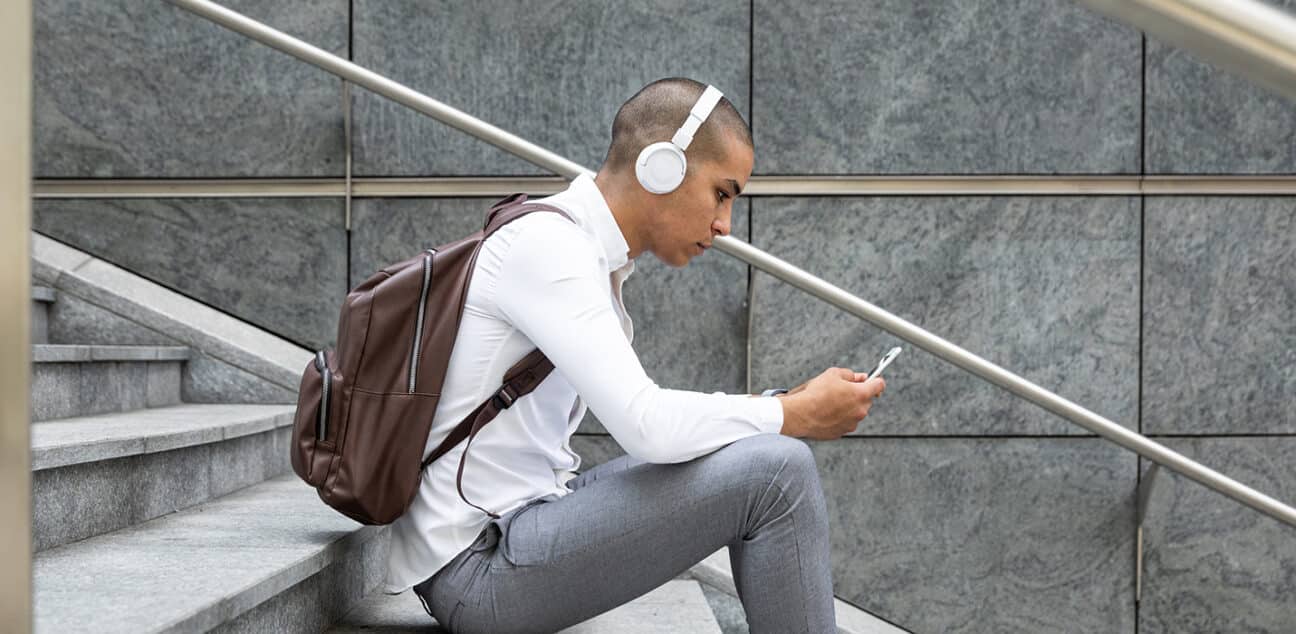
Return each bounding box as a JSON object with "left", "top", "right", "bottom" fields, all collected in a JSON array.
[
  {"left": 32, "top": 284, "right": 56, "bottom": 344},
  {"left": 31, "top": 344, "right": 190, "bottom": 421},
  {"left": 328, "top": 579, "right": 723, "bottom": 634},
  {"left": 31, "top": 403, "right": 295, "bottom": 551},
  {"left": 34, "top": 475, "right": 385, "bottom": 634}
]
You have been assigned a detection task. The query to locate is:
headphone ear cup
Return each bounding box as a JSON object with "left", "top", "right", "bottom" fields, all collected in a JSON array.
[{"left": 635, "top": 142, "right": 687, "bottom": 194}]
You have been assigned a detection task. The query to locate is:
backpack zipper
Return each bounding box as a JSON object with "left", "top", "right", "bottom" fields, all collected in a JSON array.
[
  {"left": 408, "top": 249, "right": 436, "bottom": 393},
  {"left": 315, "top": 350, "right": 331, "bottom": 441}
]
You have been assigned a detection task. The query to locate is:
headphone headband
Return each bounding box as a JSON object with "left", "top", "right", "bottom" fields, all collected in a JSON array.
[{"left": 670, "top": 85, "right": 724, "bottom": 151}]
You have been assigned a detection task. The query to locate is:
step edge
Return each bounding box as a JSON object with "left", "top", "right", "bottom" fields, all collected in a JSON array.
[
  {"left": 32, "top": 405, "right": 296, "bottom": 471},
  {"left": 32, "top": 344, "right": 192, "bottom": 363}
]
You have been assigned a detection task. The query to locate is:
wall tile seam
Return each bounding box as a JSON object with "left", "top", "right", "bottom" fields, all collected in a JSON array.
[{"left": 34, "top": 178, "right": 1296, "bottom": 199}]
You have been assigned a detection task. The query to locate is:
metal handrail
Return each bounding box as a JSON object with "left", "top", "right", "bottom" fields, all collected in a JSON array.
[
  {"left": 163, "top": 0, "right": 1296, "bottom": 530},
  {"left": 1079, "top": 0, "right": 1296, "bottom": 103}
]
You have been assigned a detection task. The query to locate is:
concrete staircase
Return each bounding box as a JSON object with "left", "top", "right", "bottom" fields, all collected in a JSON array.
[{"left": 28, "top": 233, "right": 907, "bottom": 633}]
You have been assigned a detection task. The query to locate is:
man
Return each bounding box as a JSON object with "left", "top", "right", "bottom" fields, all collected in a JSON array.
[{"left": 387, "top": 77, "right": 885, "bottom": 633}]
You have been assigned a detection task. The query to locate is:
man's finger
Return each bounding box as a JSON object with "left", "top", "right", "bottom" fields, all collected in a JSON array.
[{"left": 858, "top": 377, "right": 885, "bottom": 398}]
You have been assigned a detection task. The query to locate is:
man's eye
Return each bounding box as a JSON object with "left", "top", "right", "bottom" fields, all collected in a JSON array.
[{"left": 717, "top": 190, "right": 729, "bottom": 202}]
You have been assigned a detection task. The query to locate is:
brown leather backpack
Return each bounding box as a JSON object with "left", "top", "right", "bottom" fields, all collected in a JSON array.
[{"left": 290, "top": 194, "right": 570, "bottom": 525}]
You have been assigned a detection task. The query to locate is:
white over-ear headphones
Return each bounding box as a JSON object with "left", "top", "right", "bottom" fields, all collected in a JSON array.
[{"left": 635, "top": 85, "right": 725, "bottom": 195}]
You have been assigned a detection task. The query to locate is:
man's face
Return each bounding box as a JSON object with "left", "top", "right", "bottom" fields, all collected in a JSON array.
[{"left": 649, "top": 133, "right": 754, "bottom": 268}]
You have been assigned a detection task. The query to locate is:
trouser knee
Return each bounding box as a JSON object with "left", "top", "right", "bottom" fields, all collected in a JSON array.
[{"left": 728, "top": 434, "right": 822, "bottom": 493}]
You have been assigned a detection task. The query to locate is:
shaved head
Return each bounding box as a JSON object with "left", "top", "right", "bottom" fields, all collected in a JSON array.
[{"left": 601, "top": 77, "right": 753, "bottom": 175}]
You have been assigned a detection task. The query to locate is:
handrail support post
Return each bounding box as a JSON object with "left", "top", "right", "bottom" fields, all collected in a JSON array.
[{"left": 1135, "top": 462, "right": 1161, "bottom": 604}]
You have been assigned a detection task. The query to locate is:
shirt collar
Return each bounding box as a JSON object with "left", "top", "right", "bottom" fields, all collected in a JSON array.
[{"left": 542, "top": 173, "right": 632, "bottom": 274}]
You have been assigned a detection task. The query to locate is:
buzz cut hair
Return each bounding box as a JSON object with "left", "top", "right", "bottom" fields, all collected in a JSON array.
[{"left": 602, "top": 77, "right": 753, "bottom": 174}]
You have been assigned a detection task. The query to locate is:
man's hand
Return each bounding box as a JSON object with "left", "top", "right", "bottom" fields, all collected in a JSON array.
[{"left": 777, "top": 367, "right": 885, "bottom": 440}]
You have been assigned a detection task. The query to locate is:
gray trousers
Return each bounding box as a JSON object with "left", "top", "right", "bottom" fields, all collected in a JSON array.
[{"left": 413, "top": 433, "right": 836, "bottom": 633}]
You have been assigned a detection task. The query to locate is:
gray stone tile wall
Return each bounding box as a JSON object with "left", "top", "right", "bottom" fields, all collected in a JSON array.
[
  {"left": 1139, "top": 438, "right": 1296, "bottom": 633},
  {"left": 34, "top": 0, "right": 348, "bottom": 178},
  {"left": 350, "top": 0, "right": 750, "bottom": 176},
  {"left": 349, "top": 198, "right": 505, "bottom": 289},
  {"left": 352, "top": 198, "right": 750, "bottom": 436},
  {"left": 751, "top": 196, "right": 1141, "bottom": 436},
  {"left": 34, "top": 198, "right": 347, "bottom": 349},
  {"left": 816, "top": 437, "right": 1135, "bottom": 633},
  {"left": 1143, "top": 197, "right": 1296, "bottom": 434},
  {"left": 753, "top": 0, "right": 1142, "bottom": 175},
  {"left": 1144, "top": 0, "right": 1296, "bottom": 174}
]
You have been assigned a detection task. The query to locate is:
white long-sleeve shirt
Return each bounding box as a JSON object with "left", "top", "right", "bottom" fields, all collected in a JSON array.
[{"left": 383, "top": 174, "right": 785, "bottom": 592}]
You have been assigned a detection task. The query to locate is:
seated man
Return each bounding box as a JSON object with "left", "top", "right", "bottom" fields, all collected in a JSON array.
[{"left": 386, "top": 77, "right": 885, "bottom": 634}]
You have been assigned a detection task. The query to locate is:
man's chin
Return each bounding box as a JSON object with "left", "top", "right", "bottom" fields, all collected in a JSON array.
[{"left": 650, "top": 250, "right": 692, "bottom": 268}]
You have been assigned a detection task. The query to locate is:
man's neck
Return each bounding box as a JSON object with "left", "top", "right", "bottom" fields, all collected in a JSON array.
[{"left": 593, "top": 170, "right": 646, "bottom": 260}]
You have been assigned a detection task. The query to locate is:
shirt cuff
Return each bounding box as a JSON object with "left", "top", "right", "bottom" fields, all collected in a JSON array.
[{"left": 748, "top": 393, "right": 785, "bottom": 434}]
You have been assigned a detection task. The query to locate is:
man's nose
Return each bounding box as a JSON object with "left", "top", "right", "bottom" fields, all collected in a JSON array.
[{"left": 712, "top": 214, "right": 731, "bottom": 238}]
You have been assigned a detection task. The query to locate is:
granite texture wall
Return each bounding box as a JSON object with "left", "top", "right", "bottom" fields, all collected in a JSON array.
[
  {"left": 752, "top": 0, "right": 1143, "bottom": 174},
  {"left": 350, "top": 0, "right": 751, "bottom": 176},
  {"left": 35, "top": 0, "right": 348, "bottom": 178},
  {"left": 1144, "top": 0, "right": 1296, "bottom": 174},
  {"left": 33, "top": 0, "right": 1296, "bottom": 631},
  {"left": 751, "top": 196, "right": 1141, "bottom": 436}
]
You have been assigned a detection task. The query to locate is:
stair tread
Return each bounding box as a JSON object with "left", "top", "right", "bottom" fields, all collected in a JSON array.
[
  {"left": 329, "top": 579, "right": 722, "bottom": 634},
  {"left": 32, "top": 403, "right": 295, "bottom": 471},
  {"left": 34, "top": 475, "right": 378, "bottom": 634},
  {"left": 33, "top": 343, "right": 190, "bottom": 363}
]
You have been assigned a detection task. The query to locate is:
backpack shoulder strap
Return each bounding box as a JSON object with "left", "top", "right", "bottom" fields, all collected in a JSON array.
[
  {"left": 420, "top": 348, "right": 556, "bottom": 518},
  {"left": 485, "top": 197, "right": 572, "bottom": 236}
]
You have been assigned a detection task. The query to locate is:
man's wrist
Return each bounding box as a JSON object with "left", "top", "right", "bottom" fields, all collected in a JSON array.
[
  {"left": 776, "top": 393, "right": 804, "bottom": 437},
  {"left": 761, "top": 388, "right": 789, "bottom": 398}
]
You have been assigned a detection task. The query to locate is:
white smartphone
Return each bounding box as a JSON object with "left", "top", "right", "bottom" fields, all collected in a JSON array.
[{"left": 866, "top": 346, "right": 902, "bottom": 380}]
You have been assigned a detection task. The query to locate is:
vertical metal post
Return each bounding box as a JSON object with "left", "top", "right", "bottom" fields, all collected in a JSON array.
[
  {"left": 744, "top": 200, "right": 755, "bottom": 396},
  {"left": 343, "top": 80, "right": 353, "bottom": 231},
  {"left": 1136, "top": 462, "right": 1162, "bottom": 604},
  {"left": 745, "top": 278, "right": 755, "bottom": 395},
  {"left": 0, "top": 0, "right": 33, "bottom": 630}
]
